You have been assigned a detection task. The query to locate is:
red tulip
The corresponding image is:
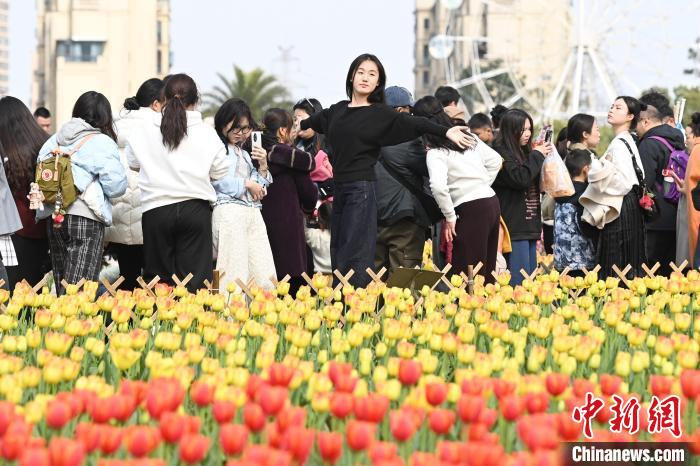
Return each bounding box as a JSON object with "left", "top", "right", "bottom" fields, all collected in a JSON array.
[
  {"left": 220, "top": 424, "right": 248, "bottom": 456},
  {"left": 457, "top": 395, "right": 484, "bottom": 423},
  {"left": 478, "top": 408, "right": 498, "bottom": 429},
  {"left": 1, "top": 435, "right": 27, "bottom": 461},
  {"left": 688, "top": 429, "right": 700, "bottom": 455},
  {"left": 268, "top": 363, "right": 295, "bottom": 387},
  {"left": 545, "top": 373, "right": 569, "bottom": 397},
  {"left": 650, "top": 375, "right": 674, "bottom": 398},
  {"left": 159, "top": 412, "right": 187, "bottom": 444},
  {"left": 88, "top": 397, "right": 112, "bottom": 424},
  {"left": 212, "top": 400, "right": 237, "bottom": 424},
  {"left": 500, "top": 394, "right": 523, "bottom": 421},
  {"left": 354, "top": 393, "right": 390, "bottom": 423},
  {"left": 390, "top": 409, "right": 417, "bottom": 442},
  {"left": 0, "top": 401, "right": 16, "bottom": 436},
  {"left": 437, "top": 441, "right": 462, "bottom": 463},
  {"left": 56, "top": 392, "right": 84, "bottom": 418},
  {"left": 74, "top": 422, "right": 101, "bottom": 453},
  {"left": 525, "top": 392, "right": 549, "bottom": 414},
  {"left": 243, "top": 403, "right": 266, "bottom": 432},
  {"left": 46, "top": 400, "right": 72, "bottom": 430},
  {"left": 48, "top": 437, "right": 85, "bottom": 466},
  {"left": 557, "top": 411, "right": 580, "bottom": 441},
  {"left": 492, "top": 379, "right": 516, "bottom": 399},
  {"left": 429, "top": 409, "right": 456, "bottom": 435},
  {"left": 258, "top": 385, "right": 287, "bottom": 416},
  {"left": 266, "top": 422, "right": 285, "bottom": 450},
  {"left": 467, "top": 422, "right": 490, "bottom": 442},
  {"left": 98, "top": 425, "right": 123, "bottom": 455},
  {"left": 317, "top": 431, "right": 343, "bottom": 464},
  {"left": 124, "top": 426, "right": 160, "bottom": 458},
  {"left": 190, "top": 381, "right": 215, "bottom": 407},
  {"left": 179, "top": 433, "right": 210, "bottom": 464},
  {"left": 397, "top": 359, "right": 422, "bottom": 386},
  {"left": 286, "top": 426, "right": 315, "bottom": 464},
  {"left": 369, "top": 441, "right": 399, "bottom": 463},
  {"left": 346, "top": 420, "right": 375, "bottom": 451},
  {"left": 599, "top": 374, "right": 622, "bottom": 396},
  {"left": 412, "top": 451, "right": 439, "bottom": 466},
  {"left": 425, "top": 382, "right": 448, "bottom": 406},
  {"left": 594, "top": 400, "right": 612, "bottom": 424},
  {"left": 19, "top": 447, "right": 50, "bottom": 466},
  {"left": 572, "top": 378, "right": 595, "bottom": 398},
  {"left": 330, "top": 392, "right": 354, "bottom": 419},
  {"left": 246, "top": 375, "right": 265, "bottom": 401},
  {"left": 277, "top": 406, "right": 306, "bottom": 432},
  {"left": 328, "top": 362, "right": 353, "bottom": 386},
  {"left": 680, "top": 370, "right": 700, "bottom": 399},
  {"left": 461, "top": 376, "right": 487, "bottom": 396},
  {"left": 109, "top": 393, "right": 136, "bottom": 422},
  {"left": 333, "top": 373, "right": 358, "bottom": 393}
]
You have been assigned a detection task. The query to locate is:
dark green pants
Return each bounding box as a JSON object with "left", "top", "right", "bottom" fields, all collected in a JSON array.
[{"left": 375, "top": 219, "right": 427, "bottom": 277}]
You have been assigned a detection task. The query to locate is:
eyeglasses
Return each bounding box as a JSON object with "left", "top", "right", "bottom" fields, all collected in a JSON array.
[{"left": 230, "top": 125, "right": 252, "bottom": 135}]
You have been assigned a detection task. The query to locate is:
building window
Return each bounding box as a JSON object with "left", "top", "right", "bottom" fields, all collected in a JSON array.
[
  {"left": 423, "top": 44, "right": 430, "bottom": 62},
  {"left": 157, "top": 21, "right": 162, "bottom": 44},
  {"left": 157, "top": 50, "right": 162, "bottom": 74},
  {"left": 56, "top": 40, "right": 105, "bottom": 62},
  {"left": 423, "top": 18, "right": 430, "bottom": 29},
  {"left": 423, "top": 71, "right": 430, "bottom": 86}
]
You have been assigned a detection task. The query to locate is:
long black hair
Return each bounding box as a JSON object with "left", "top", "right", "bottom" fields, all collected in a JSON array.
[
  {"left": 689, "top": 112, "right": 700, "bottom": 137},
  {"left": 161, "top": 73, "right": 199, "bottom": 150},
  {"left": 124, "top": 78, "right": 164, "bottom": 111},
  {"left": 293, "top": 97, "right": 326, "bottom": 154},
  {"left": 566, "top": 113, "right": 595, "bottom": 144},
  {"left": 493, "top": 109, "right": 533, "bottom": 162},
  {"left": 214, "top": 98, "right": 256, "bottom": 154},
  {"left": 72, "top": 91, "right": 118, "bottom": 142},
  {"left": 0, "top": 96, "right": 49, "bottom": 194},
  {"left": 261, "top": 108, "right": 293, "bottom": 151},
  {"left": 615, "top": 95, "right": 645, "bottom": 131},
  {"left": 490, "top": 104, "right": 508, "bottom": 129},
  {"left": 413, "top": 96, "right": 462, "bottom": 152},
  {"left": 345, "top": 53, "right": 386, "bottom": 104}
]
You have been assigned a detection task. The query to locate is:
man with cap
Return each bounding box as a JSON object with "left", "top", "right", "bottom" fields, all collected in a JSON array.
[{"left": 374, "top": 86, "right": 438, "bottom": 275}]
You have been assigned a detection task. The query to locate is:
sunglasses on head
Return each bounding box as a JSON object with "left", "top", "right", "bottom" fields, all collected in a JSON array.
[{"left": 296, "top": 98, "right": 315, "bottom": 110}]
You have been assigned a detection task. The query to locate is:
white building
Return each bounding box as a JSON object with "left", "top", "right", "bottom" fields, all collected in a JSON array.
[{"left": 0, "top": 1, "right": 8, "bottom": 97}]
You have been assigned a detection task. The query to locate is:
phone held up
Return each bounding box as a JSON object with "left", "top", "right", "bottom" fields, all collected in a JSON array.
[{"left": 251, "top": 131, "right": 263, "bottom": 150}]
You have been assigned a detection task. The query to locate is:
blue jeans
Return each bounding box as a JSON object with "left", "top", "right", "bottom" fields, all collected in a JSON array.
[
  {"left": 331, "top": 181, "right": 377, "bottom": 288},
  {"left": 506, "top": 239, "right": 537, "bottom": 286}
]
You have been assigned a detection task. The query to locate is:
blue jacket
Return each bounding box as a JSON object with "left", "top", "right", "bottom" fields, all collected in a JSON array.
[
  {"left": 37, "top": 118, "right": 127, "bottom": 225},
  {"left": 213, "top": 145, "right": 272, "bottom": 209}
]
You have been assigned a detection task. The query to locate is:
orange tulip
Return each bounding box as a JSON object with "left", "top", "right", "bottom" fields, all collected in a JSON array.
[
  {"left": 346, "top": 420, "right": 375, "bottom": 451},
  {"left": 179, "top": 433, "right": 210, "bottom": 464},
  {"left": 212, "top": 400, "right": 237, "bottom": 424},
  {"left": 317, "top": 431, "right": 343, "bottom": 464},
  {"left": 397, "top": 359, "right": 422, "bottom": 386},
  {"left": 220, "top": 423, "right": 248, "bottom": 457},
  {"left": 48, "top": 437, "right": 85, "bottom": 466},
  {"left": 429, "top": 409, "right": 456, "bottom": 435},
  {"left": 46, "top": 400, "right": 72, "bottom": 430},
  {"left": 425, "top": 382, "right": 448, "bottom": 406},
  {"left": 545, "top": 373, "right": 569, "bottom": 397},
  {"left": 243, "top": 403, "right": 266, "bottom": 432},
  {"left": 330, "top": 392, "right": 354, "bottom": 419},
  {"left": 599, "top": 374, "right": 622, "bottom": 396},
  {"left": 457, "top": 395, "right": 484, "bottom": 423}
]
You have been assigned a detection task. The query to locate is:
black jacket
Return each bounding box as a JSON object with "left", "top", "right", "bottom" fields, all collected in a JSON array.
[
  {"left": 492, "top": 143, "right": 545, "bottom": 241},
  {"left": 375, "top": 138, "right": 432, "bottom": 228},
  {"left": 639, "top": 124, "right": 686, "bottom": 231}
]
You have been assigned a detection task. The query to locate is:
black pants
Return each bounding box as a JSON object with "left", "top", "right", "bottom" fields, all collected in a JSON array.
[
  {"left": 6, "top": 235, "right": 50, "bottom": 289},
  {"left": 453, "top": 196, "right": 500, "bottom": 284},
  {"left": 646, "top": 230, "right": 675, "bottom": 277},
  {"left": 110, "top": 243, "right": 143, "bottom": 291},
  {"left": 542, "top": 224, "right": 554, "bottom": 255},
  {"left": 142, "top": 200, "right": 212, "bottom": 292},
  {"left": 0, "top": 256, "right": 7, "bottom": 291},
  {"left": 331, "top": 181, "right": 377, "bottom": 288}
]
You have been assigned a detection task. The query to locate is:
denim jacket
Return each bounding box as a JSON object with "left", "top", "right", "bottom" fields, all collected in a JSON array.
[
  {"left": 37, "top": 121, "right": 127, "bottom": 225},
  {"left": 213, "top": 144, "right": 272, "bottom": 209}
]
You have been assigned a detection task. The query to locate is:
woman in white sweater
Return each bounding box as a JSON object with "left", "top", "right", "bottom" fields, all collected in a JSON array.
[
  {"left": 414, "top": 96, "right": 502, "bottom": 282},
  {"left": 106, "top": 78, "right": 164, "bottom": 290},
  {"left": 126, "top": 74, "right": 230, "bottom": 291},
  {"left": 593, "top": 96, "right": 647, "bottom": 279}
]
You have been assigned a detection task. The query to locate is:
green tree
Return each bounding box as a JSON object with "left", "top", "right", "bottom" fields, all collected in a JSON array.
[
  {"left": 203, "top": 65, "right": 292, "bottom": 119},
  {"left": 685, "top": 36, "right": 700, "bottom": 77}
]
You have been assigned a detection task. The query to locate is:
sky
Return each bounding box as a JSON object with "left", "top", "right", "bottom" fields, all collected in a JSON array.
[{"left": 7, "top": 0, "right": 700, "bottom": 110}]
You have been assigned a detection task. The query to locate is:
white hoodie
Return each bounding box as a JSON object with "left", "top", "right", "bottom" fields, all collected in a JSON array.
[
  {"left": 125, "top": 110, "right": 230, "bottom": 213},
  {"left": 426, "top": 140, "right": 502, "bottom": 223}
]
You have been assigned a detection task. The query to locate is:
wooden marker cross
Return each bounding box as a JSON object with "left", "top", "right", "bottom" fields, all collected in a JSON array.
[
  {"left": 670, "top": 261, "right": 689, "bottom": 275},
  {"left": 642, "top": 263, "right": 660, "bottom": 279},
  {"left": 172, "top": 273, "right": 193, "bottom": 290},
  {"left": 366, "top": 267, "right": 387, "bottom": 285},
  {"left": 60, "top": 278, "right": 86, "bottom": 292},
  {"left": 327, "top": 270, "right": 355, "bottom": 304},
  {"left": 100, "top": 276, "right": 125, "bottom": 297},
  {"left": 612, "top": 264, "right": 632, "bottom": 289},
  {"left": 137, "top": 276, "right": 160, "bottom": 298}
]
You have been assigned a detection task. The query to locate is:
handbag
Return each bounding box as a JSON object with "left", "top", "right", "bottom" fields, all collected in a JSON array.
[
  {"left": 620, "top": 138, "right": 661, "bottom": 221},
  {"left": 378, "top": 157, "right": 444, "bottom": 224}
]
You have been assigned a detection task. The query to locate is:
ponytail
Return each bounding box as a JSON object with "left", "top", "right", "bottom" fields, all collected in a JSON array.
[
  {"left": 124, "top": 77, "right": 164, "bottom": 112},
  {"left": 123, "top": 96, "right": 140, "bottom": 111},
  {"left": 160, "top": 74, "right": 198, "bottom": 150}
]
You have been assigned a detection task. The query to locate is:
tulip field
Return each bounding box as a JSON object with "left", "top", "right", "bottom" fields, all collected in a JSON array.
[{"left": 0, "top": 260, "right": 699, "bottom": 465}]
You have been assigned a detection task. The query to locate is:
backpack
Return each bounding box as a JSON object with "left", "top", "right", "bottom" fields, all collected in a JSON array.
[
  {"left": 34, "top": 135, "right": 94, "bottom": 216},
  {"left": 649, "top": 135, "right": 689, "bottom": 203}
]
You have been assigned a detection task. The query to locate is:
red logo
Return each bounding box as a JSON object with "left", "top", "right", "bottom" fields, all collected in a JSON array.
[{"left": 41, "top": 169, "right": 54, "bottom": 181}]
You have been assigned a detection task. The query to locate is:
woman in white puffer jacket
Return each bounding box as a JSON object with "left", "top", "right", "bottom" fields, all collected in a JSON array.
[{"left": 106, "top": 78, "right": 164, "bottom": 290}]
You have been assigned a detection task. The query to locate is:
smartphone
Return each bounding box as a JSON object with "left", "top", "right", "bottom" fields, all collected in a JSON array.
[
  {"left": 251, "top": 131, "right": 263, "bottom": 149},
  {"left": 544, "top": 128, "right": 553, "bottom": 143}
]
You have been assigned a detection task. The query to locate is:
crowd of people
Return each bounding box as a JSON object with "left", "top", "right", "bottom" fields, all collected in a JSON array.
[{"left": 1, "top": 53, "right": 699, "bottom": 296}]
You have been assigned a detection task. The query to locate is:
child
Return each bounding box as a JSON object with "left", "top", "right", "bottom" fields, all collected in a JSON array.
[
  {"left": 467, "top": 113, "right": 495, "bottom": 146},
  {"left": 305, "top": 202, "right": 332, "bottom": 275},
  {"left": 553, "top": 149, "right": 598, "bottom": 274}
]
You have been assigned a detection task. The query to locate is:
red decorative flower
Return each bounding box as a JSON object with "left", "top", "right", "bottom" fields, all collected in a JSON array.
[
  {"left": 220, "top": 424, "right": 248, "bottom": 457},
  {"left": 317, "top": 431, "right": 343, "bottom": 464}
]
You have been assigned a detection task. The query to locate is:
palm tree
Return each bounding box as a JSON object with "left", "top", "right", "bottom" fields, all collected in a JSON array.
[{"left": 203, "top": 65, "right": 293, "bottom": 119}]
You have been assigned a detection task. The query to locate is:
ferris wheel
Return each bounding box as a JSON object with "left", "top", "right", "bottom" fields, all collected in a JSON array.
[{"left": 428, "top": 0, "right": 677, "bottom": 120}]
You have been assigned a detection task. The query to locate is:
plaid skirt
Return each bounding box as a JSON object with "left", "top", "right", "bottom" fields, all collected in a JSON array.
[
  {"left": 597, "top": 189, "right": 647, "bottom": 279},
  {"left": 48, "top": 214, "right": 105, "bottom": 294}
]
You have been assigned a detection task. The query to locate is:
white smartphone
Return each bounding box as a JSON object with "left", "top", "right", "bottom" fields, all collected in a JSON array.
[{"left": 251, "top": 131, "right": 263, "bottom": 149}]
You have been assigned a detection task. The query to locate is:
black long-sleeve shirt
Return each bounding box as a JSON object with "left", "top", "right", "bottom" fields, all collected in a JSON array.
[{"left": 300, "top": 101, "right": 449, "bottom": 182}]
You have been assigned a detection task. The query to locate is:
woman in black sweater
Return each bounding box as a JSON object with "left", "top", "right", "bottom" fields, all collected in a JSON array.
[
  {"left": 300, "top": 53, "right": 474, "bottom": 287},
  {"left": 492, "top": 109, "right": 552, "bottom": 286}
]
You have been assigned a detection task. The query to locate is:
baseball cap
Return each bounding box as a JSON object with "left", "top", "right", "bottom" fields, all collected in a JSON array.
[{"left": 385, "top": 86, "right": 415, "bottom": 108}]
